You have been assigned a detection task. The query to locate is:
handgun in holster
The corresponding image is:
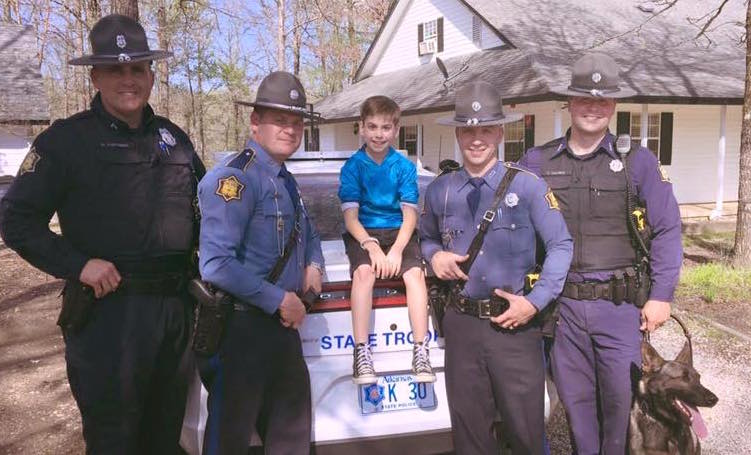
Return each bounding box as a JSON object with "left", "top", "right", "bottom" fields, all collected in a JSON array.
[
  {"left": 427, "top": 277, "right": 452, "bottom": 338},
  {"left": 188, "top": 278, "right": 232, "bottom": 357},
  {"left": 524, "top": 271, "right": 560, "bottom": 338},
  {"left": 57, "top": 282, "right": 96, "bottom": 334}
]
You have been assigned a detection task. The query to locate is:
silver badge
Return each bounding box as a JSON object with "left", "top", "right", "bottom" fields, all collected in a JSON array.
[
  {"left": 609, "top": 159, "right": 624, "bottom": 173},
  {"left": 592, "top": 72, "right": 602, "bottom": 83},
  {"left": 505, "top": 192, "right": 519, "bottom": 207},
  {"left": 118, "top": 53, "right": 131, "bottom": 62},
  {"left": 116, "top": 34, "right": 127, "bottom": 49},
  {"left": 159, "top": 128, "right": 177, "bottom": 147},
  {"left": 289, "top": 89, "right": 299, "bottom": 100},
  {"left": 471, "top": 101, "right": 482, "bottom": 112}
]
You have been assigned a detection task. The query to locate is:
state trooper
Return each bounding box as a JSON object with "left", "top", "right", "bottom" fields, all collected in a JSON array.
[
  {"left": 197, "top": 71, "right": 324, "bottom": 454},
  {"left": 420, "top": 81, "right": 573, "bottom": 454},
  {"left": 519, "top": 53, "right": 682, "bottom": 454},
  {"left": 0, "top": 15, "right": 204, "bottom": 453}
]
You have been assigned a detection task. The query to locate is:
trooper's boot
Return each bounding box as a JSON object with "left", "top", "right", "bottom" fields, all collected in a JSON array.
[
  {"left": 352, "top": 342, "right": 377, "bottom": 385},
  {"left": 412, "top": 337, "right": 436, "bottom": 383}
]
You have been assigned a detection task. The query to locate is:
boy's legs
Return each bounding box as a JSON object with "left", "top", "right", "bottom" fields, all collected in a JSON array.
[
  {"left": 403, "top": 266, "right": 435, "bottom": 382},
  {"left": 351, "top": 264, "right": 376, "bottom": 343}
]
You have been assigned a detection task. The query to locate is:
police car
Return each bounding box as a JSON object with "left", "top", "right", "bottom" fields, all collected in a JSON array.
[{"left": 180, "top": 151, "right": 558, "bottom": 454}]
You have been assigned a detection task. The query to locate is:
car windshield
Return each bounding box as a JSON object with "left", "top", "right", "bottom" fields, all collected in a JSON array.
[{"left": 294, "top": 168, "right": 434, "bottom": 241}]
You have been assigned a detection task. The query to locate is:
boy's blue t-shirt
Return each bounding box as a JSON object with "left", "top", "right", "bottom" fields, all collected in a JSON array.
[{"left": 338, "top": 146, "right": 419, "bottom": 229}]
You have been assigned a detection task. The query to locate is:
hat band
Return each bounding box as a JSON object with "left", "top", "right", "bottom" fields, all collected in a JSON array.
[
  {"left": 567, "top": 85, "right": 623, "bottom": 97},
  {"left": 455, "top": 114, "right": 506, "bottom": 126},
  {"left": 254, "top": 101, "right": 310, "bottom": 114}
]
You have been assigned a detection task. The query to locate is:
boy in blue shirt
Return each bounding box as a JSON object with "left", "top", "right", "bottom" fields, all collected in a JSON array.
[{"left": 338, "top": 96, "right": 433, "bottom": 384}]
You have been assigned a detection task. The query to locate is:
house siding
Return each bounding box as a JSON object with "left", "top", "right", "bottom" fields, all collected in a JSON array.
[{"left": 0, "top": 126, "right": 33, "bottom": 177}]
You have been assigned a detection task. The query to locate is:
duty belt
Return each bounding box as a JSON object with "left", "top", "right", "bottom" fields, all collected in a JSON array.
[
  {"left": 116, "top": 274, "right": 187, "bottom": 296},
  {"left": 561, "top": 269, "right": 635, "bottom": 302},
  {"left": 452, "top": 295, "right": 510, "bottom": 319}
]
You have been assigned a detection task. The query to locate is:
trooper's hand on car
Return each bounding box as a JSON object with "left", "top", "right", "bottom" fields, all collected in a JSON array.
[
  {"left": 430, "top": 251, "right": 469, "bottom": 281},
  {"left": 279, "top": 291, "right": 307, "bottom": 329},
  {"left": 491, "top": 288, "right": 538, "bottom": 330},
  {"left": 365, "top": 242, "right": 391, "bottom": 279},
  {"left": 79, "top": 258, "right": 121, "bottom": 298}
]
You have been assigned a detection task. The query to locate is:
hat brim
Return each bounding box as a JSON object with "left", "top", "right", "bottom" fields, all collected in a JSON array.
[
  {"left": 436, "top": 112, "right": 524, "bottom": 127},
  {"left": 236, "top": 100, "right": 322, "bottom": 119},
  {"left": 550, "top": 86, "right": 637, "bottom": 99},
  {"left": 68, "top": 50, "right": 172, "bottom": 66}
]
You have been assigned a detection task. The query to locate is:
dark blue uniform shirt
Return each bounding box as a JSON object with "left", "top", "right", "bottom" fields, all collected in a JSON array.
[
  {"left": 420, "top": 161, "right": 573, "bottom": 311},
  {"left": 198, "top": 141, "right": 324, "bottom": 314},
  {"left": 519, "top": 132, "right": 682, "bottom": 302}
]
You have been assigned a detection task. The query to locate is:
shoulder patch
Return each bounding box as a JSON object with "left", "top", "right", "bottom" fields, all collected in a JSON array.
[
  {"left": 227, "top": 149, "right": 256, "bottom": 171},
  {"left": 545, "top": 188, "right": 560, "bottom": 210},
  {"left": 216, "top": 175, "right": 245, "bottom": 202},
  {"left": 503, "top": 161, "right": 539, "bottom": 179},
  {"left": 18, "top": 147, "right": 41, "bottom": 176}
]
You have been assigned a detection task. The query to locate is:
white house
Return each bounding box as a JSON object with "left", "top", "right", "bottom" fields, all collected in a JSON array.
[
  {"left": 312, "top": 0, "right": 747, "bottom": 213},
  {"left": 0, "top": 24, "right": 50, "bottom": 178}
]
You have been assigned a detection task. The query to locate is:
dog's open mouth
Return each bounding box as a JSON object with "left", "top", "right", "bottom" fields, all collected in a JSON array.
[{"left": 674, "top": 399, "right": 709, "bottom": 439}]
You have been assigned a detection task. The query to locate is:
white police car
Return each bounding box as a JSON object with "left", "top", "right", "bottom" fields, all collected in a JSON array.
[{"left": 180, "top": 151, "right": 557, "bottom": 454}]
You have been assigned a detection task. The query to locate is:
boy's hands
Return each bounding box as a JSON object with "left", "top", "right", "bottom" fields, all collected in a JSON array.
[
  {"left": 385, "top": 247, "right": 403, "bottom": 278},
  {"left": 365, "top": 243, "right": 391, "bottom": 279}
]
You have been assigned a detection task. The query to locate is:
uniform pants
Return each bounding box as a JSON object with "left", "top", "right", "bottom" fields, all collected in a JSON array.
[
  {"left": 443, "top": 306, "right": 545, "bottom": 455},
  {"left": 199, "top": 309, "right": 311, "bottom": 455},
  {"left": 63, "top": 293, "right": 192, "bottom": 455},
  {"left": 551, "top": 297, "right": 641, "bottom": 455}
]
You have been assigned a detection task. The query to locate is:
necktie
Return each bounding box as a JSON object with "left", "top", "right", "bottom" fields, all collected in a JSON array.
[
  {"left": 466, "top": 177, "right": 485, "bottom": 218},
  {"left": 279, "top": 166, "right": 301, "bottom": 213}
]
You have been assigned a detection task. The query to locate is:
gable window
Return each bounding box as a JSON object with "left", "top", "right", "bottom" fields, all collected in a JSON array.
[
  {"left": 616, "top": 111, "right": 673, "bottom": 165},
  {"left": 472, "top": 15, "right": 482, "bottom": 46},
  {"left": 503, "top": 115, "right": 535, "bottom": 162},
  {"left": 417, "top": 17, "right": 444, "bottom": 56},
  {"left": 398, "top": 125, "right": 418, "bottom": 156}
]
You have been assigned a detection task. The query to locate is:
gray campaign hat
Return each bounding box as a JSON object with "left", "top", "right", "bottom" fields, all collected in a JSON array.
[
  {"left": 551, "top": 53, "right": 636, "bottom": 98},
  {"left": 69, "top": 14, "right": 172, "bottom": 66},
  {"left": 437, "top": 81, "right": 523, "bottom": 127},
  {"left": 237, "top": 71, "right": 320, "bottom": 118}
]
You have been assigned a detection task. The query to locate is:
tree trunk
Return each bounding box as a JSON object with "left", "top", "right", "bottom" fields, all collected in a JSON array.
[
  {"left": 277, "top": 0, "right": 286, "bottom": 71},
  {"left": 733, "top": 2, "right": 751, "bottom": 267},
  {"left": 347, "top": 0, "right": 357, "bottom": 82},
  {"left": 292, "top": 0, "right": 302, "bottom": 76},
  {"left": 112, "top": 0, "right": 139, "bottom": 21},
  {"left": 156, "top": 0, "right": 171, "bottom": 116}
]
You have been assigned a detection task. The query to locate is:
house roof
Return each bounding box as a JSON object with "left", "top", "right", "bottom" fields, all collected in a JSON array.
[
  {"left": 0, "top": 24, "right": 49, "bottom": 124},
  {"left": 316, "top": 0, "right": 746, "bottom": 122}
]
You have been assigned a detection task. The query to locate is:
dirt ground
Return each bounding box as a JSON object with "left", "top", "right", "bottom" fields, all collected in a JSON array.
[{"left": 1, "top": 234, "right": 750, "bottom": 454}]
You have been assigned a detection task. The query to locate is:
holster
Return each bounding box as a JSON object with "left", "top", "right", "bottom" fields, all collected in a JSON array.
[
  {"left": 57, "top": 281, "right": 96, "bottom": 334},
  {"left": 427, "top": 278, "right": 452, "bottom": 337},
  {"left": 189, "top": 278, "right": 232, "bottom": 357},
  {"left": 629, "top": 265, "right": 651, "bottom": 308}
]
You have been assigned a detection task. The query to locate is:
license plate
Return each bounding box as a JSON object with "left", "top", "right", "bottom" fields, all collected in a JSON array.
[{"left": 359, "top": 374, "right": 437, "bottom": 415}]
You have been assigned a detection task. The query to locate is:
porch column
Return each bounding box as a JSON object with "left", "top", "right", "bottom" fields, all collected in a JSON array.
[
  {"left": 640, "top": 104, "right": 649, "bottom": 148},
  {"left": 711, "top": 105, "right": 727, "bottom": 220},
  {"left": 454, "top": 134, "right": 461, "bottom": 163},
  {"left": 553, "top": 103, "right": 562, "bottom": 137},
  {"left": 417, "top": 122, "right": 424, "bottom": 169}
]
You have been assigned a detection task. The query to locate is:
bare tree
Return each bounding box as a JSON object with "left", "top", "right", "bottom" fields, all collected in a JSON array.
[
  {"left": 276, "top": 0, "right": 286, "bottom": 71},
  {"left": 733, "top": 1, "right": 751, "bottom": 267},
  {"left": 111, "top": 0, "right": 138, "bottom": 21}
]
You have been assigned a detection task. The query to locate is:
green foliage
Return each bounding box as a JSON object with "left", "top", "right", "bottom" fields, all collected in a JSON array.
[{"left": 677, "top": 263, "right": 751, "bottom": 303}]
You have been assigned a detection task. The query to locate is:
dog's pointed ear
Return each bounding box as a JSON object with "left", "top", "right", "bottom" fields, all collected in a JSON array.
[
  {"left": 641, "top": 340, "right": 665, "bottom": 373},
  {"left": 674, "top": 340, "right": 693, "bottom": 367}
]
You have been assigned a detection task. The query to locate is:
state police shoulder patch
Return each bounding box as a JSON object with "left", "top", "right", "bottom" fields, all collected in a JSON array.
[
  {"left": 545, "top": 189, "right": 560, "bottom": 210},
  {"left": 216, "top": 175, "right": 245, "bottom": 202},
  {"left": 18, "top": 147, "right": 41, "bottom": 176}
]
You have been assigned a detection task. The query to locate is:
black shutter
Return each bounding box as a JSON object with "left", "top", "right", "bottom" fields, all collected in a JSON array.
[
  {"left": 399, "top": 126, "right": 405, "bottom": 150},
  {"left": 659, "top": 112, "right": 673, "bottom": 165},
  {"left": 417, "top": 23, "right": 423, "bottom": 55},
  {"left": 524, "top": 115, "right": 535, "bottom": 153},
  {"left": 437, "top": 17, "right": 444, "bottom": 52},
  {"left": 616, "top": 111, "right": 631, "bottom": 136}
]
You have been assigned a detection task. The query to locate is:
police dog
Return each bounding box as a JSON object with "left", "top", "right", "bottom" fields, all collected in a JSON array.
[{"left": 628, "top": 339, "right": 718, "bottom": 454}]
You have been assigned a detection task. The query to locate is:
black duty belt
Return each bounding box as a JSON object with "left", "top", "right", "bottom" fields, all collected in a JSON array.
[
  {"left": 561, "top": 277, "right": 630, "bottom": 301},
  {"left": 452, "top": 295, "right": 510, "bottom": 319},
  {"left": 116, "top": 274, "right": 187, "bottom": 296}
]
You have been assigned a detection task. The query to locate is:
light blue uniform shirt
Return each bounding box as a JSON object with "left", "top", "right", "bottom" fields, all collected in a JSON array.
[
  {"left": 420, "top": 161, "right": 573, "bottom": 311},
  {"left": 338, "top": 146, "right": 419, "bottom": 229},
  {"left": 198, "top": 140, "right": 324, "bottom": 314}
]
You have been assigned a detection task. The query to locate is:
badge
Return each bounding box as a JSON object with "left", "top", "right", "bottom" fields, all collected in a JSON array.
[
  {"left": 159, "top": 128, "right": 177, "bottom": 147},
  {"left": 592, "top": 72, "right": 602, "bottom": 83},
  {"left": 545, "top": 189, "right": 560, "bottom": 210},
  {"left": 18, "top": 147, "right": 40, "bottom": 176},
  {"left": 504, "top": 192, "right": 519, "bottom": 207},
  {"left": 609, "top": 159, "right": 624, "bottom": 173},
  {"left": 471, "top": 101, "right": 482, "bottom": 112},
  {"left": 289, "top": 89, "right": 299, "bottom": 100},
  {"left": 659, "top": 163, "right": 670, "bottom": 182},
  {"left": 216, "top": 175, "right": 245, "bottom": 202},
  {"left": 116, "top": 34, "right": 127, "bottom": 49},
  {"left": 363, "top": 384, "right": 385, "bottom": 406}
]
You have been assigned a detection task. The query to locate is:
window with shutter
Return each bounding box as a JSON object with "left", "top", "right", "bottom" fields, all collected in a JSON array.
[
  {"left": 418, "top": 19, "right": 439, "bottom": 55},
  {"left": 399, "top": 125, "right": 418, "bottom": 156},
  {"left": 616, "top": 111, "right": 673, "bottom": 165},
  {"left": 503, "top": 115, "right": 534, "bottom": 162}
]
